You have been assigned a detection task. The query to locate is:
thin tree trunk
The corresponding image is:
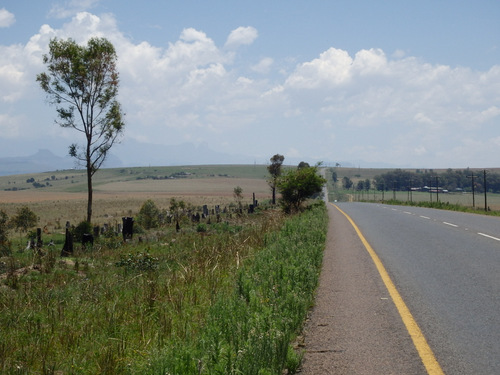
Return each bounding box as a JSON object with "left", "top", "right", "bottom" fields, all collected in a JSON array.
[{"left": 87, "top": 165, "right": 93, "bottom": 223}]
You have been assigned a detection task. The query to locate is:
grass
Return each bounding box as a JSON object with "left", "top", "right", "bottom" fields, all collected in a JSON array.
[
  {"left": 0, "top": 165, "right": 272, "bottom": 194},
  {"left": 0, "top": 165, "right": 273, "bottom": 233},
  {"left": 329, "top": 187, "right": 500, "bottom": 215},
  {"left": 0, "top": 199, "right": 327, "bottom": 374},
  {"left": 327, "top": 166, "right": 500, "bottom": 213}
]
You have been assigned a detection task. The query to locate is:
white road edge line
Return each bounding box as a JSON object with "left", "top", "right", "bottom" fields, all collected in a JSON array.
[
  {"left": 443, "top": 222, "right": 458, "bottom": 227},
  {"left": 478, "top": 233, "right": 500, "bottom": 242}
]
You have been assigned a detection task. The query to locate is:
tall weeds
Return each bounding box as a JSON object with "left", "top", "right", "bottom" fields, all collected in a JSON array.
[
  {"left": 0, "top": 203, "right": 327, "bottom": 374},
  {"left": 146, "top": 202, "right": 327, "bottom": 374}
]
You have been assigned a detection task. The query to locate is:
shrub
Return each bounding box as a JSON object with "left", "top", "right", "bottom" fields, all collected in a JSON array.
[
  {"left": 115, "top": 252, "right": 159, "bottom": 271},
  {"left": 73, "top": 221, "right": 93, "bottom": 243},
  {"left": 0, "top": 209, "right": 10, "bottom": 244},
  {"left": 196, "top": 223, "right": 207, "bottom": 233},
  {"left": 10, "top": 206, "right": 38, "bottom": 234},
  {"left": 277, "top": 164, "right": 326, "bottom": 213},
  {"left": 137, "top": 199, "right": 160, "bottom": 229}
]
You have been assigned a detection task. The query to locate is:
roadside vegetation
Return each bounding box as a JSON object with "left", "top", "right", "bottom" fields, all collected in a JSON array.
[
  {"left": 0, "top": 162, "right": 328, "bottom": 374},
  {"left": 0, "top": 200, "right": 327, "bottom": 374},
  {"left": 328, "top": 166, "right": 500, "bottom": 215}
]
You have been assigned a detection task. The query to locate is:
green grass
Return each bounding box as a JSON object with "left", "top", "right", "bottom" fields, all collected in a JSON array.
[
  {"left": 0, "top": 202, "right": 327, "bottom": 374},
  {"left": 328, "top": 185, "right": 500, "bottom": 216}
]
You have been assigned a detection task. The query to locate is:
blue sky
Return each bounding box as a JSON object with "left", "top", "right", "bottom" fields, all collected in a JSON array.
[{"left": 1, "top": 0, "right": 499, "bottom": 168}]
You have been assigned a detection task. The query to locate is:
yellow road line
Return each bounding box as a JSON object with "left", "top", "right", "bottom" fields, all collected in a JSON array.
[{"left": 333, "top": 203, "right": 445, "bottom": 375}]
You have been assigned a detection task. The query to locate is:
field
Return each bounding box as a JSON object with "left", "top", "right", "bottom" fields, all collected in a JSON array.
[
  {"left": 2, "top": 163, "right": 497, "bottom": 373},
  {"left": 0, "top": 164, "right": 329, "bottom": 374},
  {"left": 0, "top": 165, "right": 271, "bottom": 231},
  {"left": 326, "top": 166, "right": 500, "bottom": 211}
]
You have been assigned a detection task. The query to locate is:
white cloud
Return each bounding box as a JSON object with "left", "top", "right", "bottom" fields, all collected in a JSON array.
[
  {"left": 252, "top": 57, "right": 274, "bottom": 74},
  {"left": 352, "top": 48, "right": 388, "bottom": 75},
  {"left": 225, "top": 26, "right": 258, "bottom": 48},
  {"left": 49, "top": 0, "right": 100, "bottom": 19},
  {"left": 0, "top": 114, "right": 22, "bottom": 138},
  {"left": 285, "top": 48, "right": 353, "bottom": 88},
  {"left": 1, "top": 10, "right": 500, "bottom": 167},
  {"left": 0, "top": 8, "right": 14, "bottom": 28}
]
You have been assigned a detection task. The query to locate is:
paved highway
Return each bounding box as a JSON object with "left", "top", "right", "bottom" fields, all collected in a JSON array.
[{"left": 335, "top": 202, "right": 500, "bottom": 374}]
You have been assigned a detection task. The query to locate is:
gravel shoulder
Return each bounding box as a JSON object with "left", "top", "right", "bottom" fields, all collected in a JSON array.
[{"left": 299, "top": 203, "right": 426, "bottom": 374}]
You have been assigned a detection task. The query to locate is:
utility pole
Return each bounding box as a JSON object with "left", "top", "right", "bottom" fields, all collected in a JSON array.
[
  {"left": 467, "top": 172, "right": 476, "bottom": 209},
  {"left": 483, "top": 170, "right": 488, "bottom": 212},
  {"left": 429, "top": 177, "right": 433, "bottom": 203},
  {"left": 435, "top": 176, "right": 439, "bottom": 203}
]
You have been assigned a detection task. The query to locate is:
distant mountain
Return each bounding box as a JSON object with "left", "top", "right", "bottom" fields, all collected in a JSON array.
[
  {"left": 0, "top": 145, "right": 401, "bottom": 177},
  {"left": 0, "top": 149, "right": 76, "bottom": 176}
]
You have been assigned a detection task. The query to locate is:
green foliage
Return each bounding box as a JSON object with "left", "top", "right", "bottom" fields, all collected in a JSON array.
[
  {"left": 384, "top": 199, "right": 492, "bottom": 214},
  {"left": 73, "top": 221, "right": 93, "bottom": 243},
  {"left": 192, "top": 202, "right": 326, "bottom": 374},
  {"left": 233, "top": 186, "right": 243, "bottom": 208},
  {"left": 331, "top": 170, "right": 338, "bottom": 183},
  {"left": 196, "top": 223, "right": 208, "bottom": 233},
  {"left": 115, "top": 252, "right": 159, "bottom": 271},
  {"left": 10, "top": 206, "right": 38, "bottom": 234},
  {"left": 268, "top": 154, "right": 285, "bottom": 204},
  {"left": 277, "top": 164, "right": 327, "bottom": 213},
  {"left": 0, "top": 202, "right": 327, "bottom": 374},
  {"left": 37, "top": 37, "right": 125, "bottom": 223},
  {"left": 0, "top": 209, "right": 10, "bottom": 244},
  {"left": 342, "top": 176, "right": 353, "bottom": 189},
  {"left": 137, "top": 199, "right": 160, "bottom": 229},
  {"left": 373, "top": 168, "right": 500, "bottom": 193}
]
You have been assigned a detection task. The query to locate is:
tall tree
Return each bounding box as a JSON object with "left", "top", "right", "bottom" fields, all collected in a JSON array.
[
  {"left": 37, "top": 37, "right": 125, "bottom": 223},
  {"left": 267, "top": 154, "right": 285, "bottom": 205}
]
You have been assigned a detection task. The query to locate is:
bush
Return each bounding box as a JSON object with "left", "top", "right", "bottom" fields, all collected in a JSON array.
[
  {"left": 73, "top": 221, "right": 93, "bottom": 243},
  {"left": 0, "top": 209, "right": 10, "bottom": 244},
  {"left": 10, "top": 206, "right": 38, "bottom": 234},
  {"left": 196, "top": 223, "right": 207, "bottom": 233},
  {"left": 115, "top": 252, "right": 159, "bottom": 271},
  {"left": 277, "top": 164, "right": 326, "bottom": 213},
  {"left": 137, "top": 199, "right": 160, "bottom": 229}
]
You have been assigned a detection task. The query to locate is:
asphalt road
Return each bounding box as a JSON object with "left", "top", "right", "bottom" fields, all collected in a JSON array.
[{"left": 334, "top": 202, "right": 500, "bottom": 374}]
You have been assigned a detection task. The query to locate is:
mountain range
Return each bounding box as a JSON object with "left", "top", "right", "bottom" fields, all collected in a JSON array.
[
  {"left": 0, "top": 141, "right": 391, "bottom": 176},
  {"left": 0, "top": 142, "right": 254, "bottom": 176}
]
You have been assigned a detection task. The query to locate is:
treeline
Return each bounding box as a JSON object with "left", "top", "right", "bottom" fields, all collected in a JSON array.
[{"left": 372, "top": 169, "right": 500, "bottom": 193}]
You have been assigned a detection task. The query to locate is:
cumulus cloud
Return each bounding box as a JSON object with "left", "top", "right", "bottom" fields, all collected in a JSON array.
[
  {"left": 286, "top": 48, "right": 353, "bottom": 88},
  {"left": 280, "top": 47, "right": 500, "bottom": 165},
  {"left": 0, "top": 8, "right": 15, "bottom": 28},
  {"left": 0, "top": 10, "right": 499, "bottom": 167},
  {"left": 225, "top": 26, "right": 258, "bottom": 48}
]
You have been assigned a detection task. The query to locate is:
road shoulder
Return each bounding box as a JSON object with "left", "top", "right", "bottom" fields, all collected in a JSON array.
[{"left": 299, "top": 203, "right": 426, "bottom": 374}]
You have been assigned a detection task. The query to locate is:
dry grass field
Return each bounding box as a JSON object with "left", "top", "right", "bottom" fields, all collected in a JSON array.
[
  {"left": 0, "top": 165, "right": 272, "bottom": 231},
  {"left": 0, "top": 164, "right": 328, "bottom": 374}
]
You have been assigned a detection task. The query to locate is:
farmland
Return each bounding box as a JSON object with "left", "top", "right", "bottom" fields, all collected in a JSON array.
[
  {"left": 326, "top": 166, "right": 500, "bottom": 212},
  {"left": 0, "top": 165, "right": 271, "bottom": 231},
  {"left": 0, "top": 164, "right": 328, "bottom": 374},
  {"left": 1, "top": 163, "right": 499, "bottom": 373}
]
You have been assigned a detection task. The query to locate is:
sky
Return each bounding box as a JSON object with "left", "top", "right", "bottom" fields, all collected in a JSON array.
[{"left": 1, "top": 0, "right": 500, "bottom": 169}]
